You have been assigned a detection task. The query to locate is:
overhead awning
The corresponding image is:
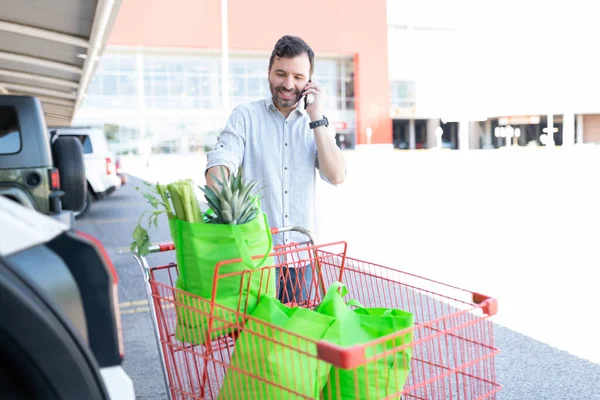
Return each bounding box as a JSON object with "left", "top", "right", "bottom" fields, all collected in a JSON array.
[{"left": 0, "top": 0, "right": 122, "bottom": 126}]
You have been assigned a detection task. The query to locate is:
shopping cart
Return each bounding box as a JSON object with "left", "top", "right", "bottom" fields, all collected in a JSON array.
[{"left": 133, "top": 226, "right": 501, "bottom": 399}]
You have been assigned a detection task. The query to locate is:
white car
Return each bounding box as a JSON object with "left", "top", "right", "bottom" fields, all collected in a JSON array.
[
  {"left": 48, "top": 126, "right": 125, "bottom": 218},
  {"left": 0, "top": 196, "right": 135, "bottom": 399}
]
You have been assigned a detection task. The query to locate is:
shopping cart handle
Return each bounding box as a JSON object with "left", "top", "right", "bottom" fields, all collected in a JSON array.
[
  {"left": 144, "top": 243, "right": 175, "bottom": 254},
  {"left": 270, "top": 226, "right": 314, "bottom": 244},
  {"left": 473, "top": 293, "right": 499, "bottom": 316}
]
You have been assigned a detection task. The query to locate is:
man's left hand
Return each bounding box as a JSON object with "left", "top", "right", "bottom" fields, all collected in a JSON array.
[{"left": 302, "top": 81, "right": 328, "bottom": 121}]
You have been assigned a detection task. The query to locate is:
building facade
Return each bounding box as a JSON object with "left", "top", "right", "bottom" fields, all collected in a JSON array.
[
  {"left": 74, "top": 0, "right": 391, "bottom": 154},
  {"left": 74, "top": 0, "right": 600, "bottom": 153},
  {"left": 385, "top": 0, "right": 600, "bottom": 150}
]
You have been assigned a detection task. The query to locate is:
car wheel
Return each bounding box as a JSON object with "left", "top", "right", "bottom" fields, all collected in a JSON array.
[
  {"left": 52, "top": 137, "right": 86, "bottom": 212},
  {"left": 74, "top": 190, "right": 93, "bottom": 220}
]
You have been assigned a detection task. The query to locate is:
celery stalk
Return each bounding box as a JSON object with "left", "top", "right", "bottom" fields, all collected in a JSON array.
[
  {"left": 181, "top": 181, "right": 194, "bottom": 223},
  {"left": 167, "top": 180, "right": 203, "bottom": 223},
  {"left": 168, "top": 183, "right": 185, "bottom": 221},
  {"left": 156, "top": 183, "right": 174, "bottom": 219},
  {"left": 188, "top": 182, "right": 203, "bottom": 223}
]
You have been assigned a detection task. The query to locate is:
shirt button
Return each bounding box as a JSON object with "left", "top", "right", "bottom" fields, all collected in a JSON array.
[
  {"left": 285, "top": 190, "right": 288, "bottom": 194},
  {"left": 284, "top": 167, "right": 288, "bottom": 170},
  {"left": 285, "top": 214, "right": 288, "bottom": 218},
  {"left": 285, "top": 143, "right": 288, "bottom": 146}
]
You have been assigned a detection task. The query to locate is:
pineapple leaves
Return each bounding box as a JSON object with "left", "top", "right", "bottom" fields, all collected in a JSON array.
[{"left": 200, "top": 166, "right": 260, "bottom": 225}]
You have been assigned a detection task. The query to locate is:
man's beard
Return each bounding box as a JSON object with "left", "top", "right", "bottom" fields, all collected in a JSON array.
[{"left": 269, "top": 82, "right": 301, "bottom": 108}]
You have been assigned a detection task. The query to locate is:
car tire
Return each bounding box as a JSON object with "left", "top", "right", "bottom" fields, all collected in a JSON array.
[
  {"left": 74, "top": 190, "right": 93, "bottom": 220},
  {"left": 52, "top": 137, "right": 87, "bottom": 212}
]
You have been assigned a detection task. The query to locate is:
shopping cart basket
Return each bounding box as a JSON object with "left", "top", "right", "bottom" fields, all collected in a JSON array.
[{"left": 133, "top": 226, "right": 501, "bottom": 399}]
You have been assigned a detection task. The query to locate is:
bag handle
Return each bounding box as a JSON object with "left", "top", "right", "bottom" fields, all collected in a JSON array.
[
  {"left": 346, "top": 298, "right": 365, "bottom": 309},
  {"left": 322, "top": 282, "right": 367, "bottom": 309},
  {"left": 231, "top": 212, "right": 273, "bottom": 270},
  {"left": 326, "top": 281, "right": 348, "bottom": 296}
]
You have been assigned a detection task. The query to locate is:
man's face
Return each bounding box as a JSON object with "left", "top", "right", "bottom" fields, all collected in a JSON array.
[{"left": 268, "top": 54, "right": 311, "bottom": 110}]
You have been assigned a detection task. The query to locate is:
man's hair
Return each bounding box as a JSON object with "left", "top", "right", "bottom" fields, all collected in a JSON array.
[{"left": 269, "top": 35, "right": 314, "bottom": 78}]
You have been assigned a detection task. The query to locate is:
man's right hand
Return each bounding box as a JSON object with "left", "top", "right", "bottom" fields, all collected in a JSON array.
[{"left": 205, "top": 166, "right": 230, "bottom": 190}]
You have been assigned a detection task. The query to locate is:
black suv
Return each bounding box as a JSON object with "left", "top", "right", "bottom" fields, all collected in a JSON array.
[{"left": 0, "top": 95, "right": 86, "bottom": 224}]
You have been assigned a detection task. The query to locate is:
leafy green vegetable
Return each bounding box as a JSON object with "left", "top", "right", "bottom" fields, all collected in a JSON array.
[
  {"left": 131, "top": 179, "right": 202, "bottom": 255},
  {"left": 131, "top": 169, "right": 263, "bottom": 256}
]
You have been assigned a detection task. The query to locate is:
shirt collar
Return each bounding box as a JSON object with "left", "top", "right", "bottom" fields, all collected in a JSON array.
[{"left": 264, "top": 97, "right": 307, "bottom": 117}]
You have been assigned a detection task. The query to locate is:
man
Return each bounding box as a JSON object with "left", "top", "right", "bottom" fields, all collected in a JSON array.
[{"left": 205, "top": 35, "right": 346, "bottom": 303}]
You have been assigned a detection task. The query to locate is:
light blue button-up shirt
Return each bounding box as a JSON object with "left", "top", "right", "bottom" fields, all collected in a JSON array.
[{"left": 206, "top": 97, "right": 332, "bottom": 247}]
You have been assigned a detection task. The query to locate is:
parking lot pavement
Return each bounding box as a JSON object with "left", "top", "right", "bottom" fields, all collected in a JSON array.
[
  {"left": 120, "top": 311, "right": 168, "bottom": 400},
  {"left": 75, "top": 147, "right": 600, "bottom": 399}
]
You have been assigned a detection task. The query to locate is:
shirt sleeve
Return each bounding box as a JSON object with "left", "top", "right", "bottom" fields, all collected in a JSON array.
[{"left": 205, "top": 106, "right": 246, "bottom": 177}]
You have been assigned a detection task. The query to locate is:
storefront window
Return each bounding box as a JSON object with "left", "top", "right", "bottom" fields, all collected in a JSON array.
[
  {"left": 84, "top": 54, "right": 137, "bottom": 108},
  {"left": 228, "top": 57, "right": 270, "bottom": 107},
  {"left": 390, "top": 80, "right": 416, "bottom": 108},
  {"left": 79, "top": 52, "right": 357, "bottom": 154},
  {"left": 143, "top": 54, "right": 221, "bottom": 109},
  {"left": 313, "top": 58, "right": 354, "bottom": 111}
]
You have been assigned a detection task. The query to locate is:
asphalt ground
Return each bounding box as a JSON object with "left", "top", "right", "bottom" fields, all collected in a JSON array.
[{"left": 75, "top": 150, "right": 600, "bottom": 399}]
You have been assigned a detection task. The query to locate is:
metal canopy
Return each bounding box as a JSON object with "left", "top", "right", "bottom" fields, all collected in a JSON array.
[{"left": 0, "top": 0, "right": 122, "bottom": 126}]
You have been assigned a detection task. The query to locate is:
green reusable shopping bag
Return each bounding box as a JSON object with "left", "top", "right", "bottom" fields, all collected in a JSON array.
[
  {"left": 171, "top": 211, "right": 276, "bottom": 345},
  {"left": 316, "top": 282, "right": 414, "bottom": 399},
  {"left": 218, "top": 295, "right": 341, "bottom": 400}
]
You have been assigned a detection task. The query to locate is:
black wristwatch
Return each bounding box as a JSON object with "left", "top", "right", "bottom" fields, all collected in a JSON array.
[{"left": 309, "top": 115, "right": 329, "bottom": 130}]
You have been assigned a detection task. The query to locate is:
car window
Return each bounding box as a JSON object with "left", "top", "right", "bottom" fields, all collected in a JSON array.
[
  {"left": 0, "top": 106, "right": 22, "bottom": 155},
  {"left": 80, "top": 135, "right": 93, "bottom": 154},
  {"left": 62, "top": 135, "right": 93, "bottom": 154}
]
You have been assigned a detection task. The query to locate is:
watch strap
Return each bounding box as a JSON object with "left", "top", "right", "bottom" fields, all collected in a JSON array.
[{"left": 309, "top": 116, "right": 329, "bottom": 130}]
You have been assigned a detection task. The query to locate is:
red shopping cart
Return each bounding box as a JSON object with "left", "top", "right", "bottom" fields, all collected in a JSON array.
[{"left": 133, "top": 226, "right": 501, "bottom": 399}]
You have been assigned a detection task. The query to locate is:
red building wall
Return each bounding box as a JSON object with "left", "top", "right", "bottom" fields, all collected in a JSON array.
[
  {"left": 108, "top": 0, "right": 391, "bottom": 144},
  {"left": 583, "top": 115, "right": 600, "bottom": 143}
]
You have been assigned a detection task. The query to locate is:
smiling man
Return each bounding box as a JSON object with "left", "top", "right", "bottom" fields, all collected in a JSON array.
[{"left": 205, "top": 35, "right": 346, "bottom": 303}]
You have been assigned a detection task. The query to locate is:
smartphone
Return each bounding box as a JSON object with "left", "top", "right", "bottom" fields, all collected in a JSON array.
[{"left": 304, "top": 79, "right": 312, "bottom": 109}]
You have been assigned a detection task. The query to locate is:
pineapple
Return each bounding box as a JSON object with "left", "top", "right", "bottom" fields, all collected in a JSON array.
[{"left": 200, "top": 167, "right": 260, "bottom": 225}]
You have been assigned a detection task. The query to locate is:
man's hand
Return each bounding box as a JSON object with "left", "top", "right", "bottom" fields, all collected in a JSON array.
[
  {"left": 303, "top": 82, "right": 345, "bottom": 185},
  {"left": 302, "top": 81, "right": 328, "bottom": 122},
  {"left": 205, "top": 166, "right": 229, "bottom": 190}
]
